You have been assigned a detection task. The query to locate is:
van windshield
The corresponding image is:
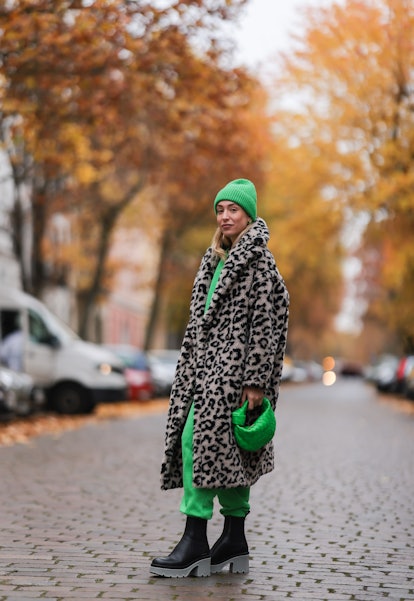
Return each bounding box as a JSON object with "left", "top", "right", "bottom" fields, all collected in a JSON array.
[{"left": 29, "top": 307, "right": 79, "bottom": 345}]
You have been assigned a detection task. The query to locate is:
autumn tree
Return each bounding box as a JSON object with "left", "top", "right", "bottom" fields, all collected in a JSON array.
[
  {"left": 0, "top": 0, "right": 251, "bottom": 337},
  {"left": 261, "top": 132, "right": 344, "bottom": 359},
  {"left": 269, "top": 0, "right": 414, "bottom": 355},
  {"left": 143, "top": 78, "right": 274, "bottom": 349},
  {"left": 0, "top": 0, "right": 149, "bottom": 299}
]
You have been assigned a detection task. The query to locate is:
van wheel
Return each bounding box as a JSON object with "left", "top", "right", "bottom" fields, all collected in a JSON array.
[
  {"left": 51, "top": 384, "right": 95, "bottom": 415},
  {"left": 15, "top": 397, "right": 32, "bottom": 417}
]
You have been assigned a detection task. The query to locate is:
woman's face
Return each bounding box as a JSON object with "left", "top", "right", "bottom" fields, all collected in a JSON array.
[{"left": 216, "top": 201, "right": 250, "bottom": 243}]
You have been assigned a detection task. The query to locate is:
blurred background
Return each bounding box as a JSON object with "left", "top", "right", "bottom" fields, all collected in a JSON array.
[{"left": 0, "top": 0, "right": 413, "bottom": 414}]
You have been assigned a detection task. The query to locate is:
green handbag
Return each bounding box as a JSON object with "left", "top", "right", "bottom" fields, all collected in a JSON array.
[{"left": 232, "top": 397, "right": 276, "bottom": 452}]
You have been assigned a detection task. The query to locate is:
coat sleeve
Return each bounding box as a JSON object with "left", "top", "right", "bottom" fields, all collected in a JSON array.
[
  {"left": 170, "top": 249, "right": 212, "bottom": 392},
  {"left": 243, "top": 256, "right": 289, "bottom": 395}
]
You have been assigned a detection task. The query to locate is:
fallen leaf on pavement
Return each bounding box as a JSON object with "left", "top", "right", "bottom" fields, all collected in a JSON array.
[{"left": 0, "top": 400, "right": 169, "bottom": 447}]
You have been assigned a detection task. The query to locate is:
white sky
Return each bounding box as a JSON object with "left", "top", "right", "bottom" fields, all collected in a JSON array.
[{"left": 230, "top": 0, "right": 333, "bottom": 69}]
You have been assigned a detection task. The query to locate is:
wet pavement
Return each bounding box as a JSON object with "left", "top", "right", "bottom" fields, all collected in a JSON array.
[{"left": 0, "top": 378, "right": 413, "bottom": 600}]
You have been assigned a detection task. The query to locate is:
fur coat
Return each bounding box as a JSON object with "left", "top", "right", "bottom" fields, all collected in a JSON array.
[{"left": 160, "top": 218, "right": 289, "bottom": 490}]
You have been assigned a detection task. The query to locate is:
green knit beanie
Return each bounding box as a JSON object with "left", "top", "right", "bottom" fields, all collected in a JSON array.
[{"left": 214, "top": 178, "right": 257, "bottom": 221}]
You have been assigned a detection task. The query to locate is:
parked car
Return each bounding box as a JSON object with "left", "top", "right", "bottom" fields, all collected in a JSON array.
[
  {"left": 0, "top": 366, "right": 45, "bottom": 417},
  {"left": 290, "top": 361, "right": 309, "bottom": 383},
  {"left": 393, "top": 355, "right": 414, "bottom": 394},
  {"left": 281, "top": 357, "right": 323, "bottom": 383},
  {"left": 105, "top": 345, "right": 153, "bottom": 401},
  {"left": 338, "top": 360, "right": 364, "bottom": 377},
  {"left": 0, "top": 289, "right": 127, "bottom": 414},
  {"left": 292, "top": 360, "right": 324, "bottom": 382},
  {"left": 147, "top": 349, "right": 180, "bottom": 397},
  {"left": 281, "top": 356, "right": 294, "bottom": 381},
  {"left": 366, "top": 354, "right": 400, "bottom": 392},
  {"left": 405, "top": 362, "right": 414, "bottom": 400}
]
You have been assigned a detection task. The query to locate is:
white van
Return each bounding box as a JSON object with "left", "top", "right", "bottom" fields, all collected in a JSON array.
[{"left": 0, "top": 288, "right": 127, "bottom": 414}]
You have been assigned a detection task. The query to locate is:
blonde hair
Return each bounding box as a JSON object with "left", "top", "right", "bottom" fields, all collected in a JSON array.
[{"left": 211, "top": 222, "right": 254, "bottom": 260}]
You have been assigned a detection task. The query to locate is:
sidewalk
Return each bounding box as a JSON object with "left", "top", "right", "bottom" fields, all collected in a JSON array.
[{"left": 0, "top": 379, "right": 413, "bottom": 600}]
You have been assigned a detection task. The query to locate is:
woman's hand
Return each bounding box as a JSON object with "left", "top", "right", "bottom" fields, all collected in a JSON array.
[{"left": 241, "top": 386, "right": 264, "bottom": 410}]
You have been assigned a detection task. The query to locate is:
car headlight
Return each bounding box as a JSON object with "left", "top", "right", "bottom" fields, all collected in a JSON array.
[
  {"left": 98, "top": 363, "right": 112, "bottom": 376},
  {"left": 0, "top": 371, "right": 13, "bottom": 387}
]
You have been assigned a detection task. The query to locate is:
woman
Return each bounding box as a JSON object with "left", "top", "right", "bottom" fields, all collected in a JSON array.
[{"left": 150, "top": 178, "right": 289, "bottom": 578}]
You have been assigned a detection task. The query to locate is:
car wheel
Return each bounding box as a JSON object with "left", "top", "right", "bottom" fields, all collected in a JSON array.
[
  {"left": 50, "top": 383, "right": 95, "bottom": 415},
  {"left": 15, "top": 396, "right": 32, "bottom": 417}
]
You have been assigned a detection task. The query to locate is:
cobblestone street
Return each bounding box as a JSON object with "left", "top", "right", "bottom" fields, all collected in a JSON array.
[{"left": 0, "top": 379, "right": 413, "bottom": 600}]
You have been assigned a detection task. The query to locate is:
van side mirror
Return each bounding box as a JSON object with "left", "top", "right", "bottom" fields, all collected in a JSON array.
[
  {"left": 48, "top": 334, "right": 61, "bottom": 349},
  {"left": 37, "top": 334, "right": 60, "bottom": 348}
]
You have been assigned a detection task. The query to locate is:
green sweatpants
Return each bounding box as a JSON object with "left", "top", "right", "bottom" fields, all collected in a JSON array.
[{"left": 179, "top": 403, "right": 250, "bottom": 520}]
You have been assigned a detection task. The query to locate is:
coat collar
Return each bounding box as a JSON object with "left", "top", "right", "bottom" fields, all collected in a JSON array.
[{"left": 200, "top": 218, "right": 270, "bottom": 328}]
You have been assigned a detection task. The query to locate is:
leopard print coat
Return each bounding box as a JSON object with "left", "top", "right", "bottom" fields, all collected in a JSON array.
[{"left": 160, "top": 218, "right": 289, "bottom": 490}]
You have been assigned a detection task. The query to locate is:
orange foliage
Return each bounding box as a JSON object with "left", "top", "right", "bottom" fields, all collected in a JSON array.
[
  {"left": 0, "top": 0, "right": 260, "bottom": 339},
  {"left": 270, "top": 0, "right": 414, "bottom": 353}
]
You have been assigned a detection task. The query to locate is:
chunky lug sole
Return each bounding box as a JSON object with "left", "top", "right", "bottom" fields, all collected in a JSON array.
[
  {"left": 211, "top": 553, "right": 249, "bottom": 574},
  {"left": 150, "top": 557, "right": 211, "bottom": 578}
]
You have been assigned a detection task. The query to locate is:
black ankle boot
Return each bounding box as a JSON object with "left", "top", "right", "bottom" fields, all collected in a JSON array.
[
  {"left": 150, "top": 516, "right": 210, "bottom": 578},
  {"left": 210, "top": 515, "right": 249, "bottom": 574}
]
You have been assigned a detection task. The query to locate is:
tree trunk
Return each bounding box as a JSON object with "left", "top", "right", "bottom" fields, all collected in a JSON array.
[
  {"left": 77, "top": 177, "right": 145, "bottom": 340},
  {"left": 8, "top": 152, "right": 34, "bottom": 294},
  {"left": 31, "top": 186, "right": 48, "bottom": 297},
  {"left": 143, "top": 229, "right": 171, "bottom": 351},
  {"left": 78, "top": 208, "right": 116, "bottom": 340}
]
